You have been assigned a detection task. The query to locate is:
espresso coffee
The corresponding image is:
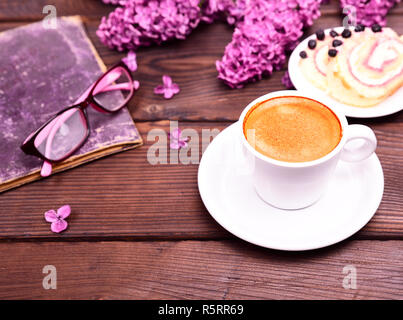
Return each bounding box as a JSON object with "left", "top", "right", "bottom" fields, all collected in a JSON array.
[{"left": 243, "top": 96, "right": 342, "bottom": 162}]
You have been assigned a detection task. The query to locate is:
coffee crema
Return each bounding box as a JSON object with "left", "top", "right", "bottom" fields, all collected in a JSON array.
[{"left": 243, "top": 96, "right": 342, "bottom": 162}]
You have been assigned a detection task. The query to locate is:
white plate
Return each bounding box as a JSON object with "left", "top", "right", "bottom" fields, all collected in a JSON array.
[
  {"left": 288, "top": 27, "right": 403, "bottom": 118},
  {"left": 198, "top": 123, "right": 384, "bottom": 251}
]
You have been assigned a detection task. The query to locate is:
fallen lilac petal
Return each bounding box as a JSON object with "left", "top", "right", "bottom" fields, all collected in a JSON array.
[
  {"left": 122, "top": 51, "right": 138, "bottom": 71},
  {"left": 163, "top": 90, "right": 175, "bottom": 99},
  {"left": 170, "top": 128, "right": 182, "bottom": 140},
  {"left": 162, "top": 75, "right": 173, "bottom": 86},
  {"left": 154, "top": 85, "right": 165, "bottom": 95},
  {"left": 171, "top": 83, "right": 180, "bottom": 93},
  {"left": 178, "top": 140, "right": 188, "bottom": 148},
  {"left": 170, "top": 140, "right": 181, "bottom": 149},
  {"left": 44, "top": 210, "right": 58, "bottom": 223},
  {"left": 169, "top": 127, "right": 188, "bottom": 150},
  {"left": 154, "top": 75, "right": 180, "bottom": 99},
  {"left": 51, "top": 220, "right": 68, "bottom": 233},
  {"left": 57, "top": 205, "right": 71, "bottom": 219},
  {"left": 44, "top": 205, "right": 71, "bottom": 233}
]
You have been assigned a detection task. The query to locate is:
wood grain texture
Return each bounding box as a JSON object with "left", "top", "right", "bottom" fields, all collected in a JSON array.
[
  {"left": 0, "top": 121, "right": 402, "bottom": 240},
  {"left": 0, "top": 0, "right": 402, "bottom": 300},
  {"left": 0, "top": 240, "right": 401, "bottom": 299}
]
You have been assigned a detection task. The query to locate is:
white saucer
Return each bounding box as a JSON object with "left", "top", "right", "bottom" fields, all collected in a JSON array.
[
  {"left": 198, "top": 123, "right": 384, "bottom": 251},
  {"left": 288, "top": 27, "right": 403, "bottom": 118}
]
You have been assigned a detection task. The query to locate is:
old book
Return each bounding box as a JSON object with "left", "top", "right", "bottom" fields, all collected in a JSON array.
[{"left": 0, "top": 16, "right": 142, "bottom": 193}]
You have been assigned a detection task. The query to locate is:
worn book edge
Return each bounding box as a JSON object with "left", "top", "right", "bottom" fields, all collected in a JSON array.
[{"left": 0, "top": 16, "right": 143, "bottom": 193}]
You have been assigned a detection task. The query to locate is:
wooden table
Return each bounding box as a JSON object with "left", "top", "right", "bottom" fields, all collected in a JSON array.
[{"left": 0, "top": 0, "right": 402, "bottom": 299}]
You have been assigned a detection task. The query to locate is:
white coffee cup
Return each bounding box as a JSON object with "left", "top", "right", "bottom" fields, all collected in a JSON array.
[{"left": 239, "top": 90, "right": 377, "bottom": 210}]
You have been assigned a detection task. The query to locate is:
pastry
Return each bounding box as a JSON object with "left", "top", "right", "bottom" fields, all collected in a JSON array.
[
  {"left": 298, "top": 26, "right": 403, "bottom": 108},
  {"left": 299, "top": 33, "right": 333, "bottom": 91},
  {"left": 334, "top": 28, "right": 403, "bottom": 102}
]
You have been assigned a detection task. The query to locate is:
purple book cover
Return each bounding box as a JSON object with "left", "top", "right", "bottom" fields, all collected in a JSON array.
[{"left": 0, "top": 16, "right": 142, "bottom": 192}]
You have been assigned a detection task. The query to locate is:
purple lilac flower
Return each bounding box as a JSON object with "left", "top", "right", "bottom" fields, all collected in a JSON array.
[
  {"left": 201, "top": 0, "right": 239, "bottom": 24},
  {"left": 97, "top": 0, "right": 322, "bottom": 89},
  {"left": 216, "top": 0, "right": 322, "bottom": 88},
  {"left": 122, "top": 50, "right": 138, "bottom": 71},
  {"left": 169, "top": 128, "right": 188, "bottom": 149},
  {"left": 97, "top": 0, "right": 202, "bottom": 52},
  {"left": 44, "top": 205, "right": 71, "bottom": 233},
  {"left": 340, "top": 0, "right": 400, "bottom": 27},
  {"left": 281, "top": 71, "right": 295, "bottom": 89},
  {"left": 102, "top": 0, "right": 127, "bottom": 5},
  {"left": 154, "top": 75, "right": 180, "bottom": 99}
]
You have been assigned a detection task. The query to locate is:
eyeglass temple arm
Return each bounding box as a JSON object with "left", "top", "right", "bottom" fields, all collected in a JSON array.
[{"left": 40, "top": 71, "right": 131, "bottom": 176}]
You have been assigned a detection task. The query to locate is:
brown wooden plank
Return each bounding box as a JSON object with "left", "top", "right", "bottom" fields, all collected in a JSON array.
[
  {"left": 0, "top": 0, "right": 112, "bottom": 20},
  {"left": 1, "top": 121, "right": 402, "bottom": 240},
  {"left": 0, "top": 240, "right": 401, "bottom": 299}
]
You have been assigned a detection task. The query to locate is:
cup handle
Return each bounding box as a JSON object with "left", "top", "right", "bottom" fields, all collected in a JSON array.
[{"left": 340, "top": 124, "right": 377, "bottom": 162}]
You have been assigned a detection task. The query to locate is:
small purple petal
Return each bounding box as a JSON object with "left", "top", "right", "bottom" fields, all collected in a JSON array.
[
  {"left": 169, "top": 127, "right": 188, "bottom": 150},
  {"left": 44, "top": 210, "right": 58, "bottom": 223},
  {"left": 178, "top": 140, "right": 188, "bottom": 148},
  {"left": 122, "top": 51, "right": 137, "bottom": 72},
  {"left": 133, "top": 80, "right": 140, "bottom": 90},
  {"left": 154, "top": 75, "right": 180, "bottom": 99},
  {"left": 162, "top": 75, "right": 172, "bottom": 86},
  {"left": 57, "top": 205, "right": 71, "bottom": 219},
  {"left": 154, "top": 85, "right": 165, "bottom": 94},
  {"left": 51, "top": 220, "right": 68, "bottom": 233},
  {"left": 163, "top": 90, "right": 175, "bottom": 99},
  {"left": 170, "top": 128, "right": 181, "bottom": 140},
  {"left": 171, "top": 83, "right": 180, "bottom": 94},
  {"left": 281, "top": 71, "right": 295, "bottom": 89},
  {"left": 170, "top": 140, "right": 181, "bottom": 149}
]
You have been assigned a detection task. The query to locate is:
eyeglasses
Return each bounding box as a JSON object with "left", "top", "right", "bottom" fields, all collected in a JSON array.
[{"left": 21, "top": 62, "right": 135, "bottom": 177}]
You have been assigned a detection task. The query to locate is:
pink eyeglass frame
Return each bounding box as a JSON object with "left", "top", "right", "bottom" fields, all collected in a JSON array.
[{"left": 20, "top": 62, "right": 134, "bottom": 176}]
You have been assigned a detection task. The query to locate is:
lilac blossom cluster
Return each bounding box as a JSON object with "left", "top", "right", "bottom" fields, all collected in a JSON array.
[
  {"left": 216, "top": 0, "right": 322, "bottom": 88},
  {"left": 281, "top": 71, "right": 295, "bottom": 89},
  {"left": 97, "top": 0, "right": 202, "bottom": 51},
  {"left": 97, "top": 0, "right": 321, "bottom": 88},
  {"left": 340, "top": 0, "right": 400, "bottom": 27},
  {"left": 98, "top": 0, "right": 398, "bottom": 90},
  {"left": 201, "top": 0, "right": 247, "bottom": 25}
]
